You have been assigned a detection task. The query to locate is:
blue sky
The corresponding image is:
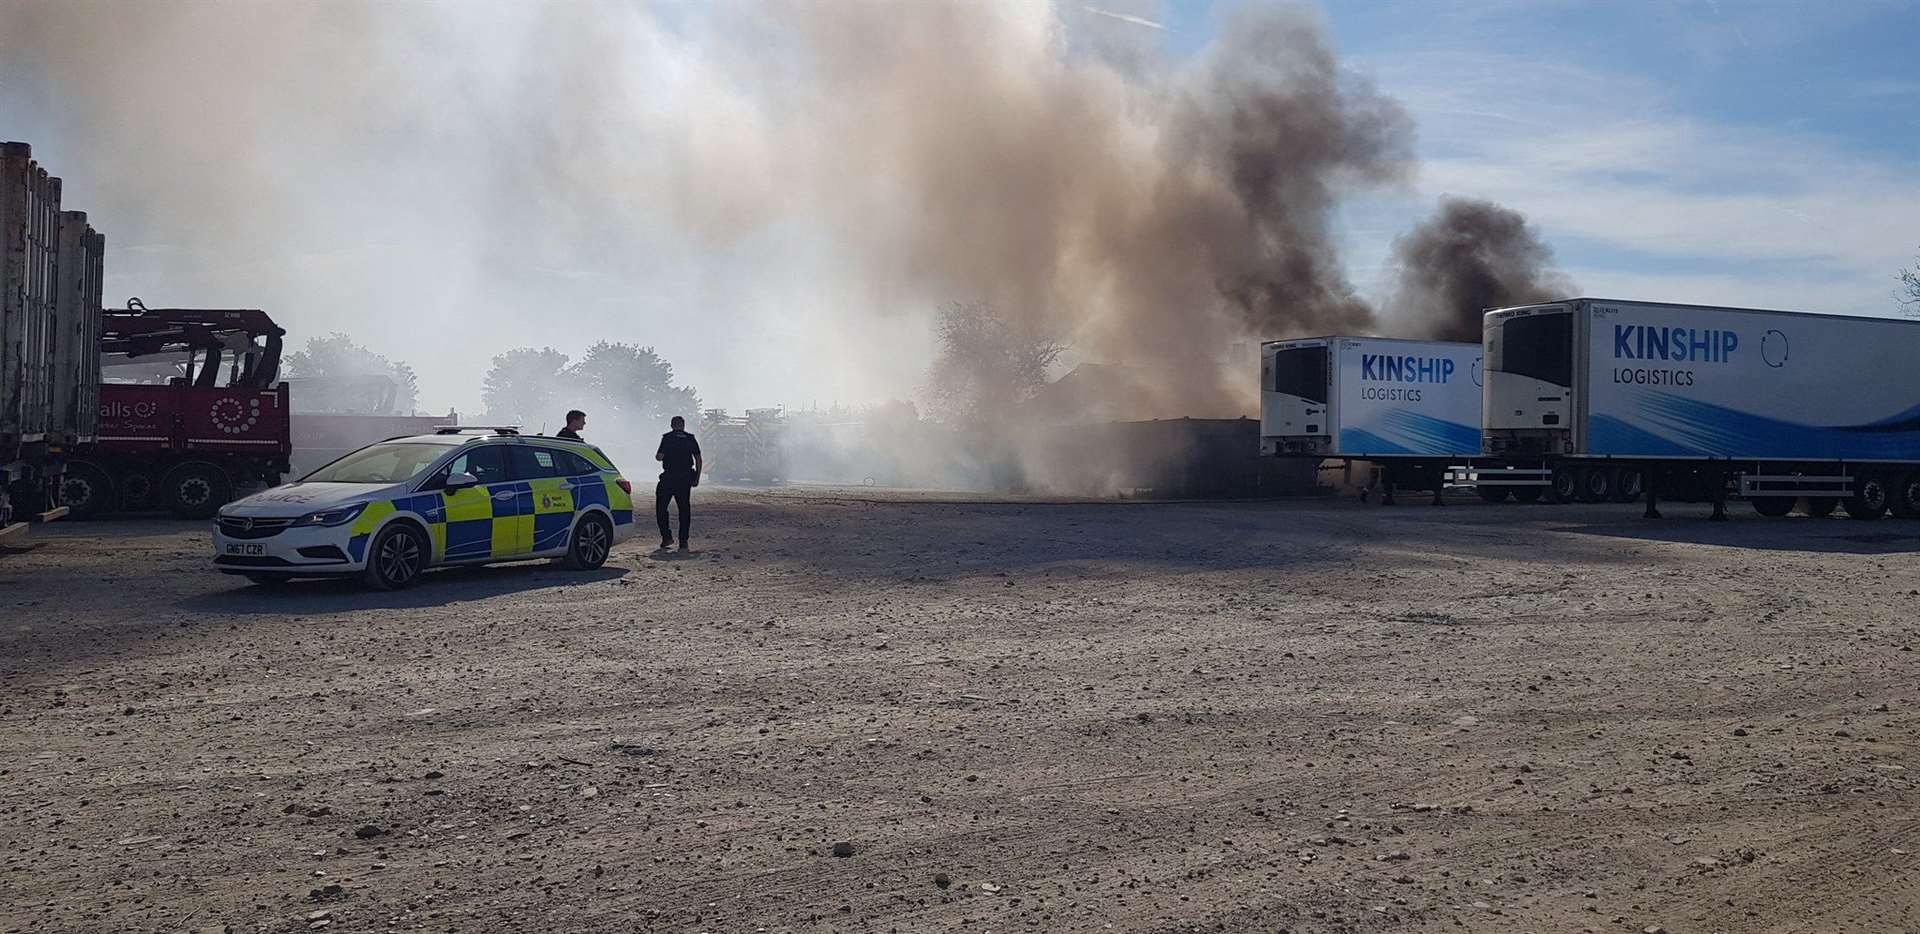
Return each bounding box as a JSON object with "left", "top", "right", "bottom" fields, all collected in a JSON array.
[{"left": 1160, "top": 0, "right": 1920, "bottom": 316}]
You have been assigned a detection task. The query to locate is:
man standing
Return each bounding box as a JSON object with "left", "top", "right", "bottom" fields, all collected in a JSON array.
[
  {"left": 655, "top": 415, "right": 702, "bottom": 552},
  {"left": 556, "top": 410, "right": 587, "bottom": 440}
]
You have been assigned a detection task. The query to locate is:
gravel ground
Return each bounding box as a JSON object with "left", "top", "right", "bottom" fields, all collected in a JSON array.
[{"left": 3, "top": 488, "right": 1917, "bottom": 934}]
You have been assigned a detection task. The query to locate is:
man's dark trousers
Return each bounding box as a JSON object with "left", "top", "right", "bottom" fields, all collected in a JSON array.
[{"left": 656, "top": 477, "right": 692, "bottom": 544}]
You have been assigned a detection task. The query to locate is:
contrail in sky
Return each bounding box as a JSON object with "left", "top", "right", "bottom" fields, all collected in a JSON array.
[{"left": 1082, "top": 6, "right": 1164, "bottom": 29}]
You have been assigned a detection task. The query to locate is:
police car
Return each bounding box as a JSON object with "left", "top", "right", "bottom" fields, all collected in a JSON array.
[{"left": 213, "top": 427, "right": 636, "bottom": 589}]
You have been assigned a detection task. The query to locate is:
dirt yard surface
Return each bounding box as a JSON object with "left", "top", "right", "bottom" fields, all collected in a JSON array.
[{"left": 3, "top": 488, "right": 1917, "bottom": 934}]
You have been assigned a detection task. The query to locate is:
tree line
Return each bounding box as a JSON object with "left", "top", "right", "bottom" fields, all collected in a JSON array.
[{"left": 280, "top": 334, "right": 700, "bottom": 430}]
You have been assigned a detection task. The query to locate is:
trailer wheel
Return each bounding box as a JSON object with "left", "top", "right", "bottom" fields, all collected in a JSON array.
[
  {"left": 1476, "top": 485, "right": 1511, "bottom": 504},
  {"left": 1845, "top": 475, "right": 1890, "bottom": 520},
  {"left": 1610, "top": 469, "right": 1644, "bottom": 503},
  {"left": 1892, "top": 473, "right": 1920, "bottom": 518},
  {"left": 1550, "top": 468, "right": 1577, "bottom": 503},
  {"left": 1576, "top": 468, "right": 1613, "bottom": 503},
  {"left": 1804, "top": 497, "right": 1838, "bottom": 518},
  {"left": 1750, "top": 497, "right": 1794, "bottom": 518},
  {"left": 117, "top": 469, "right": 159, "bottom": 512},
  {"left": 162, "top": 462, "right": 231, "bottom": 519},
  {"left": 1512, "top": 486, "right": 1544, "bottom": 504},
  {"left": 59, "top": 462, "right": 117, "bottom": 520}
]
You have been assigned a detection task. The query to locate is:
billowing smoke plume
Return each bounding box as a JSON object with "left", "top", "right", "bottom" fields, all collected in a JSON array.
[
  {"left": 1390, "top": 197, "right": 1576, "bottom": 343},
  {"left": 0, "top": 1, "right": 1570, "bottom": 490},
  {"left": 772, "top": 2, "right": 1414, "bottom": 416}
]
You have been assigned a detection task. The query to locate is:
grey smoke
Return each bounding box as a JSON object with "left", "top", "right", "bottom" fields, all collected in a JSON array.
[
  {"left": 1391, "top": 197, "right": 1576, "bottom": 343},
  {"left": 1, "top": 1, "right": 1566, "bottom": 456}
]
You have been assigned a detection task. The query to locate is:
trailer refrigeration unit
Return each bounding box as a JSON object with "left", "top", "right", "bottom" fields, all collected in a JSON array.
[
  {"left": 1484, "top": 297, "right": 1920, "bottom": 520},
  {"left": 1260, "top": 336, "right": 1547, "bottom": 504}
]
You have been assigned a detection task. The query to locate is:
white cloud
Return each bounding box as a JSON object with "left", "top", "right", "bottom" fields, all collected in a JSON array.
[{"left": 1354, "top": 48, "right": 1920, "bottom": 317}]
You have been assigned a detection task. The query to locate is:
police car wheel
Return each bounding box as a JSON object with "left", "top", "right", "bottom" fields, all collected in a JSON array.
[
  {"left": 565, "top": 513, "right": 613, "bottom": 570},
  {"left": 363, "top": 523, "right": 428, "bottom": 590}
]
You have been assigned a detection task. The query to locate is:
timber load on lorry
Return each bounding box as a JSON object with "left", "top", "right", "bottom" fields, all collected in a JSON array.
[
  {"left": 2, "top": 141, "right": 102, "bottom": 537},
  {"left": 64, "top": 300, "right": 292, "bottom": 519}
]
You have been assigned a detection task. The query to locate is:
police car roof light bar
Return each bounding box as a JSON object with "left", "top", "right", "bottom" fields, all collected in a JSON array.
[{"left": 434, "top": 426, "right": 520, "bottom": 436}]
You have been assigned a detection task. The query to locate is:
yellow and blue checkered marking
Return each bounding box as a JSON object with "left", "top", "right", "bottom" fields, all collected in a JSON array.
[{"left": 342, "top": 461, "right": 632, "bottom": 566}]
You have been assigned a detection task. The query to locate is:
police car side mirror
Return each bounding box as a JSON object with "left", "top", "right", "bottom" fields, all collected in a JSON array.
[{"left": 444, "top": 472, "right": 481, "bottom": 492}]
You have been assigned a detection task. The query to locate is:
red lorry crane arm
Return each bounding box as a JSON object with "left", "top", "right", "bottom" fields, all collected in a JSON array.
[{"left": 101, "top": 306, "right": 285, "bottom": 389}]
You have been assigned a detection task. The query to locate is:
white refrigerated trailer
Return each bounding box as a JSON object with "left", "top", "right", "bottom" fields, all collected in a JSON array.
[
  {"left": 1261, "top": 335, "right": 1550, "bottom": 504},
  {"left": 1484, "top": 297, "right": 1920, "bottom": 520}
]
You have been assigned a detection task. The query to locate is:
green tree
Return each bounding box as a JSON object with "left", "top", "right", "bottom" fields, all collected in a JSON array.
[
  {"left": 923, "top": 300, "right": 1064, "bottom": 425},
  {"left": 283, "top": 333, "right": 420, "bottom": 414},
  {"left": 570, "top": 341, "right": 702, "bottom": 426},
  {"left": 480, "top": 342, "right": 701, "bottom": 435},
  {"left": 480, "top": 347, "right": 571, "bottom": 425}
]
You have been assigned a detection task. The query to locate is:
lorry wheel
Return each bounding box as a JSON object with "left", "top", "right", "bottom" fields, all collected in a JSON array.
[
  {"left": 362, "top": 523, "right": 428, "bottom": 590},
  {"left": 563, "top": 513, "right": 614, "bottom": 570},
  {"left": 117, "top": 470, "right": 159, "bottom": 512},
  {"left": 1845, "top": 475, "right": 1890, "bottom": 520},
  {"left": 162, "top": 462, "right": 231, "bottom": 519},
  {"left": 1750, "top": 497, "right": 1794, "bottom": 518},
  {"left": 1576, "top": 468, "right": 1613, "bottom": 503},
  {"left": 1804, "top": 497, "right": 1838, "bottom": 518},
  {"left": 1476, "top": 485, "right": 1511, "bottom": 504},
  {"left": 1892, "top": 473, "right": 1920, "bottom": 518},
  {"left": 59, "top": 462, "right": 117, "bottom": 520},
  {"left": 1512, "top": 486, "right": 1544, "bottom": 504},
  {"left": 1611, "top": 469, "right": 1644, "bottom": 503},
  {"left": 1550, "top": 469, "right": 1577, "bottom": 503}
]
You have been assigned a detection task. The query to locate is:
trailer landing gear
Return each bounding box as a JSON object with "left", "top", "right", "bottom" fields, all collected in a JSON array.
[
  {"left": 1709, "top": 469, "right": 1729, "bottom": 522},
  {"left": 1643, "top": 467, "right": 1662, "bottom": 520}
]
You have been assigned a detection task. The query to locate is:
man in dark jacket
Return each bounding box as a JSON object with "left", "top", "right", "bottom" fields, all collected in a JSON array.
[
  {"left": 556, "top": 410, "right": 586, "bottom": 440},
  {"left": 655, "top": 415, "right": 702, "bottom": 551}
]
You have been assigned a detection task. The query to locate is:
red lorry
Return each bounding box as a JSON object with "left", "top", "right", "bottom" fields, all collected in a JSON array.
[{"left": 62, "top": 303, "right": 292, "bottom": 518}]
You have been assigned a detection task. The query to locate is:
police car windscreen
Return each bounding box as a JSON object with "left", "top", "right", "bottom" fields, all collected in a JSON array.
[{"left": 303, "top": 442, "right": 450, "bottom": 484}]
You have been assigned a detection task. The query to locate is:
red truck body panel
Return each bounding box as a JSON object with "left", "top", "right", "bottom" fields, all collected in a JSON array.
[{"left": 97, "top": 383, "right": 291, "bottom": 461}]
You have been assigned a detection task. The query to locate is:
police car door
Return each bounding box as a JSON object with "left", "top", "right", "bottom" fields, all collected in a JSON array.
[
  {"left": 439, "top": 444, "right": 527, "bottom": 561},
  {"left": 508, "top": 445, "right": 576, "bottom": 555}
]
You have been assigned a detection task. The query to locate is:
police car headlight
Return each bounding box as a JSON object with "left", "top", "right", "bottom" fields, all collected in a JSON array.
[{"left": 295, "top": 503, "right": 368, "bottom": 527}]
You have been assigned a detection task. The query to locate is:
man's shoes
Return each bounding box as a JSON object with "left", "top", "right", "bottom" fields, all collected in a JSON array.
[
  {"left": 677, "top": 543, "right": 690, "bottom": 553},
  {"left": 659, "top": 537, "right": 674, "bottom": 550}
]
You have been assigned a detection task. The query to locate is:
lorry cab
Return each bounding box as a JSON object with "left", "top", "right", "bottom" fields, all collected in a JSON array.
[
  {"left": 1484, "top": 303, "right": 1576, "bottom": 456},
  {"left": 1260, "top": 338, "right": 1333, "bottom": 456}
]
